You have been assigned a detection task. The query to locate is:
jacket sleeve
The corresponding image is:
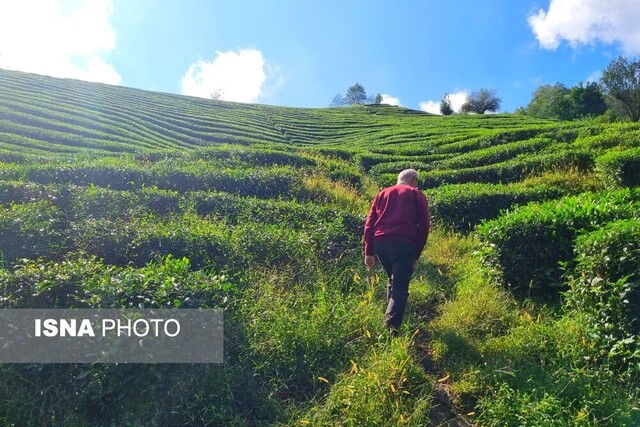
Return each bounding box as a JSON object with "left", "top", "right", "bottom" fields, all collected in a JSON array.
[
  {"left": 415, "top": 192, "right": 430, "bottom": 259},
  {"left": 363, "top": 195, "right": 379, "bottom": 256}
]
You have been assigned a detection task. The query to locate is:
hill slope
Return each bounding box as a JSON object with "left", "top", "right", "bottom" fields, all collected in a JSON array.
[{"left": 0, "top": 68, "right": 639, "bottom": 426}]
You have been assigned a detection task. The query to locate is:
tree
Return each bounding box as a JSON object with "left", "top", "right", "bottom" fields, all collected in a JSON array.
[
  {"left": 568, "top": 82, "right": 607, "bottom": 118},
  {"left": 527, "top": 82, "right": 607, "bottom": 120},
  {"left": 345, "top": 83, "right": 368, "bottom": 105},
  {"left": 330, "top": 83, "right": 383, "bottom": 106},
  {"left": 461, "top": 88, "right": 501, "bottom": 114},
  {"left": 527, "top": 83, "right": 572, "bottom": 120},
  {"left": 601, "top": 56, "right": 640, "bottom": 122},
  {"left": 210, "top": 88, "right": 224, "bottom": 100},
  {"left": 330, "top": 93, "right": 345, "bottom": 107},
  {"left": 440, "top": 94, "right": 454, "bottom": 115}
]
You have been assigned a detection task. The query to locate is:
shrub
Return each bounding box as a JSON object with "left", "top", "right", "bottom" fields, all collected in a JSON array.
[
  {"left": 354, "top": 152, "right": 399, "bottom": 171},
  {"left": 187, "top": 145, "right": 316, "bottom": 167},
  {"left": 0, "top": 201, "right": 67, "bottom": 265},
  {"left": 185, "top": 191, "right": 362, "bottom": 238},
  {"left": 3, "top": 160, "right": 304, "bottom": 199},
  {"left": 475, "top": 189, "right": 640, "bottom": 297},
  {"left": 566, "top": 219, "right": 640, "bottom": 374},
  {"left": 434, "top": 138, "right": 552, "bottom": 170},
  {"left": 0, "top": 255, "right": 234, "bottom": 309},
  {"left": 0, "top": 180, "right": 72, "bottom": 207},
  {"left": 315, "top": 158, "right": 362, "bottom": 187},
  {"left": 422, "top": 150, "right": 593, "bottom": 188},
  {"left": 0, "top": 256, "right": 260, "bottom": 426},
  {"left": 427, "top": 182, "right": 567, "bottom": 232},
  {"left": 596, "top": 147, "right": 640, "bottom": 188},
  {"left": 368, "top": 161, "right": 433, "bottom": 185}
]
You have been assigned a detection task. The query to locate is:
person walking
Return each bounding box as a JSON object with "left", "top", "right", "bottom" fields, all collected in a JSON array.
[{"left": 363, "top": 169, "right": 430, "bottom": 334}]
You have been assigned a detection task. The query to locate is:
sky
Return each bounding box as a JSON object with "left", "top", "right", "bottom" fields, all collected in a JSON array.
[{"left": 1, "top": 0, "right": 640, "bottom": 114}]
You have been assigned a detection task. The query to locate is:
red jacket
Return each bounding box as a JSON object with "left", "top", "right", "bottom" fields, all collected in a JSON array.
[{"left": 363, "top": 184, "right": 430, "bottom": 258}]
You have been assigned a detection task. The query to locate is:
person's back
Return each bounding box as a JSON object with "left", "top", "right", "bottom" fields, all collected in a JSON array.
[
  {"left": 363, "top": 169, "right": 430, "bottom": 334},
  {"left": 364, "top": 183, "right": 427, "bottom": 252}
]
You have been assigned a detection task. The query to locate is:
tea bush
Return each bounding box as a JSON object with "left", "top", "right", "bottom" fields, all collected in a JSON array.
[
  {"left": 566, "top": 219, "right": 640, "bottom": 375},
  {"left": 596, "top": 147, "right": 640, "bottom": 188},
  {"left": 0, "top": 160, "right": 305, "bottom": 198},
  {"left": 0, "top": 255, "right": 235, "bottom": 309},
  {"left": 0, "top": 201, "right": 67, "bottom": 265},
  {"left": 0, "top": 256, "right": 269, "bottom": 426},
  {"left": 427, "top": 182, "right": 567, "bottom": 232},
  {"left": 0, "top": 180, "right": 71, "bottom": 207},
  {"left": 186, "top": 144, "right": 317, "bottom": 167},
  {"left": 433, "top": 137, "right": 552, "bottom": 170},
  {"left": 475, "top": 189, "right": 640, "bottom": 297},
  {"left": 422, "top": 150, "right": 593, "bottom": 188}
]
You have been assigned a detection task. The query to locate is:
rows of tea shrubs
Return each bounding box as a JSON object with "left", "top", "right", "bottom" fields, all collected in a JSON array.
[
  {"left": 475, "top": 188, "right": 640, "bottom": 298},
  {"left": 0, "top": 190, "right": 361, "bottom": 273},
  {"left": 0, "top": 252, "right": 382, "bottom": 425},
  {"left": 427, "top": 182, "right": 569, "bottom": 232},
  {"left": 0, "top": 160, "right": 304, "bottom": 198},
  {"left": 0, "top": 180, "right": 361, "bottom": 231}
]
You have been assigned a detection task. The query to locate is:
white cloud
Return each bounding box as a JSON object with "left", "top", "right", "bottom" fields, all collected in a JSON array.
[
  {"left": 419, "top": 91, "right": 468, "bottom": 114},
  {"left": 418, "top": 100, "right": 440, "bottom": 115},
  {"left": 181, "top": 49, "right": 267, "bottom": 103},
  {"left": 0, "top": 0, "right": 120, "bottom": 84},
  {"left": 380, "top": 94, "right": 401, "bottom": 106},
  {"left": 529, "top": 0, "right": 640, "bottom": 55}
]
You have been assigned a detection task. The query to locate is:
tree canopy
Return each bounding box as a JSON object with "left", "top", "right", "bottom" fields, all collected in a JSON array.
[
  {"left": 330, "top": 83, "right": 382, "bottom": 107},
  {"left": 345, "top": 83, "right": 367, "bottom": 105},
  {"left": 601, "top": 56, "right": 640, "bottom": 122},
  {"left": 461, "top": 89, "right": 501, "bottom": 114},
  {"left": 526, "top": 82, "right": 606, "bottom": 120},
  {"left": 440, "top": 94, "right": 454, "bottom": 115}
]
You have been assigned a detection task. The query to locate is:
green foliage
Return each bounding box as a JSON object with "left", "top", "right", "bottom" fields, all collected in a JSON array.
[
  {"left": 427, "top": 182, "right": 567, "bottom": 232},
  {"left": 527, "top": 82, "right": 607, "bottom": 121},
  {"left": 566, "top": 219, "right": 640, "bottom": 375},
  {"left": 527, "top": 83, "right": 573, "bottom": 120},
  {"left": 596, "top": 147, "right": 640, "bottom": 188},
  {"left": 601, "top": 56, "right": 640, "bottom": 122},
  {"left": 1, "top": 160, "right": 305, "bottom": 199},
  {"left": 240, "top": 275, "right": 383, "bottom": 402},
  {"left": 440, "top": 94, "right": 454, "bottom": 115},
  {"left": 0, "top": 255, "right": 234, "bottom": 309},
  {"left": 475, "top": 189, "right": 640, "bottom": 297},
  {"left": 0, "top": 201, "right": 66, "bottom": 264},
  {"left": 476, "top": 314, "right": 636, "bottom": 426},
  {"left": 422, "top": 149, "right": 594, "bottom": 188},
  {"left": 186, "top": 144, "right": 317, "bottom": 167}
]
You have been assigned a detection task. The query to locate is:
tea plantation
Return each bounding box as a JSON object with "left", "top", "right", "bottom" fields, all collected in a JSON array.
[{"left": 1, "top": 68, "right": 639, "bottom": 426}]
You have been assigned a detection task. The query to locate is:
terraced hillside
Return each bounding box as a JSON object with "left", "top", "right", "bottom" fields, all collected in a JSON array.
[{"left": 0, "top": 68, "right": 639, "bottom": 426}]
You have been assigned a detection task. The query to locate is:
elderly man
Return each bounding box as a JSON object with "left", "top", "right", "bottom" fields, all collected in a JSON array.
[{"left": 363, "top": 169, "right": 430, "bottom": 334}]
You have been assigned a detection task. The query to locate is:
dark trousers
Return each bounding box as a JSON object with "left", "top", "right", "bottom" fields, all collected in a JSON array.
[{"left": 374, "top": 241, "right": 416, "bottom": 331}]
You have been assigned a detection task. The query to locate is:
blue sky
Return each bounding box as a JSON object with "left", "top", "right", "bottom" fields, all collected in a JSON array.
[{"left": 2, "top": 0, "right": 640, "bottom": 113}]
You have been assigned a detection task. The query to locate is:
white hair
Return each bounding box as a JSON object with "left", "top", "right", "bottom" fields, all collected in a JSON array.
[{"left": 397, "top": 169, "right": 418, "bottom": 185}]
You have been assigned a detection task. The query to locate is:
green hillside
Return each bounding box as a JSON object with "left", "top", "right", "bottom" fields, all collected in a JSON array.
[{"left": 0, "top": 68, "right": 638, "bottom": 426}]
